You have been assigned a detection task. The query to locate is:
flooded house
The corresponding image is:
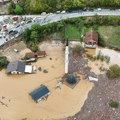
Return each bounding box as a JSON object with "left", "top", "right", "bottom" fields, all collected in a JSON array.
[
  {"left": 30, "top": 85, "right": 50, "bottom": 103},
  {"left": 25, "top": 51, "right": 46, "bottom": 62},
  {"left": 25, "top": 52, "right": 37, "bottom": 62},
  {"left": 6, "top": 61, "right": 37, "bottom": 74},
  {"left": 84, "top": 31, "right": 98, "bottom": 48},
  {"left": 36, "top": 51, "right": 46, "bottom": 58}
]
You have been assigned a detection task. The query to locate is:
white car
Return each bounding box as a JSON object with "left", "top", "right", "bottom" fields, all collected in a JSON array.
[
  {"left": 14, "top": 49, "right": 19, "bottom": 53},
  {"left": 97, "top": 8, "right": 102, "bottom": 11},
  {"left": 61, "top": 11, "right": 66, "bottom": 14},
  {"left": 56, "top": 11, "right": 61, "bottom": 14}
]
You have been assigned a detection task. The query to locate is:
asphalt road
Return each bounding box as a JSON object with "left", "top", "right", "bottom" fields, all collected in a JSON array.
[{"left": 0, "top": 9, "right": 120, "bottom": 46}]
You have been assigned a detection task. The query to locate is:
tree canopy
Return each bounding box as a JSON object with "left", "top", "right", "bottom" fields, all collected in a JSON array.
[
  {"left": 8, "top": 0, "right": 120, "bottom": 14},
  {"left": 0, "top": 56, "right": 9, "bottom": 68}
]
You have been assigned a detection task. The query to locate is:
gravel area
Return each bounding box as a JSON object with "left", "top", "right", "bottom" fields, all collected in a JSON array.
[
  {"left": 68, "top": 74, "right": 120, "bottom": 120},
  {"left": 68, "top": 47, "right": 96, "bottom": 77},
  {"left": 67, "top": 46, "right": 120, "bottom": 120}
]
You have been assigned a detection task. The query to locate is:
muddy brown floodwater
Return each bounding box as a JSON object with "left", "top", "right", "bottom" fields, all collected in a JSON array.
[{"left": 0, "top": 41, "right": 93, "bottom": 120}]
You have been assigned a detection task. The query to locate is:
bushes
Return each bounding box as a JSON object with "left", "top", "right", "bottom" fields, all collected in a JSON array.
[
  {"left": 0, "top": 56, "right": 9, "bottom": 68},
  {"left": 107, "top": 64, "right": 120, "bottom": 79},
  {"left": 22, "top": 16, "right": 120, "bottom": 51},
  {"left": 14, "top": 5, "right": 24, "bottom": 15},
  {"left": 73, "top": 45, "right": 84, "bottom": 55},
  {"left": 27, "top": 42, "right": 39, "bottom": 52},
  {"left": 109, "top": 100, "right": 119, "bottom": 108},
  {"left": 98, "top": 32, "right": 106, "bottom": 47}
]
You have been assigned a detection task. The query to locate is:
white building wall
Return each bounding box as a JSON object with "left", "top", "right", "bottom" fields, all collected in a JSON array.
[{"left": 65, "top": 46, "right": 69, "bottom": 74}]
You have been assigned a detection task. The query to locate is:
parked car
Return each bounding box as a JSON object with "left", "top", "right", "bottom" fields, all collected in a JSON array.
[
  {"left": 14, "top": 49, "right": 19, "bottom": 53},
  {"left": 16, "top": 24, "right": 20, "bottom": 28},
  {"left": 26, "top": 20, "right": 32, "bottom": 24},
  {"left": 8, "top": 30, "right": 13, "bottom": 34},
  {"left": 89, "top": 8, "right": 94, "bottom": 11},
  {"left": 56, "top": 11, "right": 61, "bottom": 14},
  {"left": 14, "top": 30, "right": 18, "bottom": 34},
  {"left": 97, "top": 8, "right": 102, "bottom": 11},
  {"left": 61, "top": 11, "right": 66, "bottom": 14},
  {"left": 20, "top": 21, "right": 25, "bottom": 25}
]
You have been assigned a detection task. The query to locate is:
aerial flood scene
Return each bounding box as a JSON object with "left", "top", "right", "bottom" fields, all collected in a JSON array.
[{"left": 0, "top": 1, "right": 120, "bottom": 120}]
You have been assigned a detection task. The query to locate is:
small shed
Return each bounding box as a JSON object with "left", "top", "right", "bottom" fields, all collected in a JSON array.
[
  {"left": 30, "top": 85, "right": 50, "bottom": 103},
  {"left": 36, "top": 51, "right": 46, "bottom": 58}
]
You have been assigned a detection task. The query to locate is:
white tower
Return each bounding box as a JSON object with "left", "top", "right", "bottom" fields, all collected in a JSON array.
[{"left": 65, "top": 39, "right": 69, "bottom": 74}]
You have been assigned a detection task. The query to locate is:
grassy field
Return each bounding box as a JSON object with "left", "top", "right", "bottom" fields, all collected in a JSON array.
[
  {"left": 64, "top": 24, "right": 81, "bottom": 40},
  {"left": 51, "top": 25, "right": 81, "bottom": 41},
  {"left": 99, "top": 26, "right": 120, "bottom": 49}
]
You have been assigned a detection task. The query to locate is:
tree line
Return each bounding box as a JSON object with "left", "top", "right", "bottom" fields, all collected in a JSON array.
[
  {"left": 22, "top": 16, "right": 120, "bottom": 51},
  {"left": 8, "top": 0, "right": 120, "bottom": 14},
  {"left": 22, "top": 21, "right": 64, "bottom": 52}
]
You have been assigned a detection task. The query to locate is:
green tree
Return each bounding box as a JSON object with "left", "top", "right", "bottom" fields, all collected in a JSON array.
[
  {"left": 30, "top": 31, "right": 39, "bottom": 42},
  {"left": 14, "top": 5, "right": 23, "bottom": 15},
  {"left": 31, "top": 23, "right": 41, "bottom": 31},
  {"left": 0, "top": 56, "right": 9, "bottom": 68},
  {"left": 109, "top": 100, "right": 119, "bottom": 108},
  {"left": 8, "top": 1, "right": 16, "bottom": 14},
  {"left": 24, "top": 0, "right": 31, "bottom": 13},
  {"left": 28, "top": 42, "right": 39, "bottom": 52},
  {"left": 22, "top": 28, "right": 31, "bottom": 43}
]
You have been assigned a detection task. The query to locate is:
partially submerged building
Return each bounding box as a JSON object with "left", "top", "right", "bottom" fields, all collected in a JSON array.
[
  {"left": 36, "top": 51, "right": 46, "bottom": 58},
  {"left": 84, "top": 31, "right": 98, "bottom": 48},
  {"left": 25, "top": 51, "right": 46, "bottom": 62},
  {"left": 6, "top": 61, "right": 37, "bottom": 74},
  {"left": 25, "top": 52, "right": 37, "bottom": 62},
  {"left": 30, "top": 85, "right": 50, "bottom": 103}
]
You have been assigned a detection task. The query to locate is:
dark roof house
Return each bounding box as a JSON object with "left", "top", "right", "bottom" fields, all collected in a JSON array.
[
  {"left": 30, "top": 85, "right": 50, "bottom": 103},
  {"left": 6, "top": 61, "right": 26, "bottom": 74},
  {"left": 84, "top": 31, "right": 98, "bottom": 48}
]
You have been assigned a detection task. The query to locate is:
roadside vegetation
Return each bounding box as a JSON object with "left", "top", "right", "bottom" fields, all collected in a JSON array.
[
  {"left": 109, "top": 100, "right": 119, "bottom": 108},
  {"left": 0, "top": 56, "right": 9, "bottom": 69},
  {"left": 8, "top": 0, "right": 120, "bottom": 14},
  {"left": 107, "top": 64, "right": 120, "bottom": 79},
  {"left": 73, "top": 45, "right": 85, "bottom": 55},
  {"left": 22, "top": 15, "right": 120, "bottom": 51}
]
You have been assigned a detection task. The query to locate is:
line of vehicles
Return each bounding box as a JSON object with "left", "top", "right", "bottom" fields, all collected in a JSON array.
[
  {"left": 55, "top": 8, "right": 102, "bottom": 14},
  {"left": 56, "top": 8, "right": 120, "bottom": 14}
]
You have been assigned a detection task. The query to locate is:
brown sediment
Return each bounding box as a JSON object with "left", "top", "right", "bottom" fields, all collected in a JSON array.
[{"left": 0, "top": 41, "right": 93, "bottom": 120}]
